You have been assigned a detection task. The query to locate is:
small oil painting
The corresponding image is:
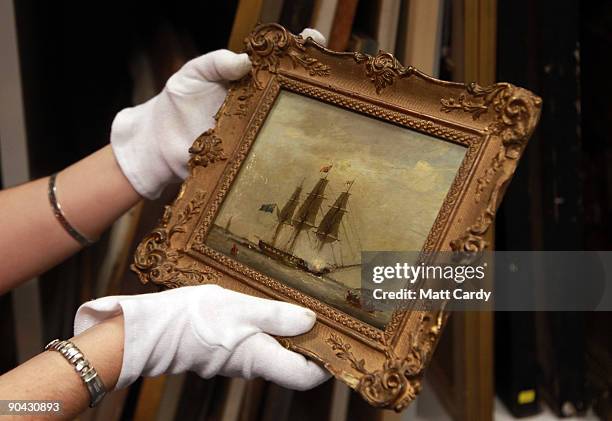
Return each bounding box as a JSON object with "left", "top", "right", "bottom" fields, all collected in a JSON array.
[{"left": 206, "top": 90, "right": 466, "bottom": 328}]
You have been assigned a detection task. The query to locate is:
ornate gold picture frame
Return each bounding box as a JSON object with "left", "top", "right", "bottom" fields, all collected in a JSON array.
[{"left": 132, "top": 23, "right": 541, "bottom": 411}]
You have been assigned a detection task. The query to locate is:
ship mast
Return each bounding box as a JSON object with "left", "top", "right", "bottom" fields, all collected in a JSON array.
[
  {"left": 316, "top": 180, "right": 354, "bottom": 248},
  {"left": 271, "top": 180, "right": 303, "bottom": 246},
  {"left": 286, "top": 177, "right": 329, "bottom": 253},
  {"left": 224, "top": 215, "right": 233, "bottom": 233}
]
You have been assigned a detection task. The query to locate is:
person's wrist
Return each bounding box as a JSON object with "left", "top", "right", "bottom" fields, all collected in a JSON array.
[
  {"left": 45, "top": 339, "right": 107, "bottom": 407},
  {"left": 71, "top": 314, "right": 125, "bottom": 391}
]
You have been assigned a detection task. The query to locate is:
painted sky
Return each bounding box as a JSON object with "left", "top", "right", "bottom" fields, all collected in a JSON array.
[{"left": 213, "top": 90, "right": 466, "bottom": 255}]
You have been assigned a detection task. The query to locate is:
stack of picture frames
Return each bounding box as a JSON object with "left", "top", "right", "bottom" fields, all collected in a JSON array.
[{"left": 131, "top": 23, "right": 541, "bottom": 412}]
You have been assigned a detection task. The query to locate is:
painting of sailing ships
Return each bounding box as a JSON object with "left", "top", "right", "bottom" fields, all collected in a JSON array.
[
  {"left": 258, "top": 176, "right": 356, "bottom": 276},
  {"left": 206, "top": 91, "right": 467, "bottom": 328}
]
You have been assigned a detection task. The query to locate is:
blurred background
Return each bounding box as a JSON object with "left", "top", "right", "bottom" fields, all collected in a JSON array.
[{"left": 0, "top": 0, "right": 610, "bottom": 419}]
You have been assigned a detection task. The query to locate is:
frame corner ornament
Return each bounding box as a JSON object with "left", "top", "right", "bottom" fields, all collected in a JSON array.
[
  {"left": 327, "top": 310, "right": 444, "bottom": 411},
  {"left": 131, "top": 191, "right": 221, "bottom": 287},
  {"left": 245, "top": 23, "right": 331, "bottom": 89},
  {"left": 442, "top": 82, "right": 542, "bottom": 253}
]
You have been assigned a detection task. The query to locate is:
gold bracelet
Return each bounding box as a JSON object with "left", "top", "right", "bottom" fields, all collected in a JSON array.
[{"left": 48, "top": 173, "right": 96, "bottom": 247}]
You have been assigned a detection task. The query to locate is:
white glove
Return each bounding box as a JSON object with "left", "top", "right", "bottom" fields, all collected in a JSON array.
[
  {"left": 74, "top": 285, "right": 330, "bottom": 390},
  {"left": 111, "top": 28, "right": 326, "bottom": 199}
]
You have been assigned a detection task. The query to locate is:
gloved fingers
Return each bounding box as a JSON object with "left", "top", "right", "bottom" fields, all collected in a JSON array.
[
  {"left": 182, "top": 49, "right": 251, "bottom": 83},
  {"left": 299, "top": 28, "right": 327, "bottom": 47},
  {"left": 239, "top": 294, "right": 317, "bottom": 337},
  {"left": 229, "top": 333, "right": 331, "bottom": 391},
  {"left": 169, "top": 30, "right": 322, "bottom": 93}
]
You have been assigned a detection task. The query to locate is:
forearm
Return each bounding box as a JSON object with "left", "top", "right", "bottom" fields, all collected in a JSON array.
[
  {"left": 0, "top": 49, "right": 256, "bottom": 293},
  {"left": 0, "top": 315, "right": 124, "bottom": 420},
  {"left": 0, "top": 145, "right": 141, "bottom": 293}
]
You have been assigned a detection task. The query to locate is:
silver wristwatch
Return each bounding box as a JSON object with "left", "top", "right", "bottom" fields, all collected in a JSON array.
[{"left": 45, "top": 339, "right": 107, "bottom": 407}]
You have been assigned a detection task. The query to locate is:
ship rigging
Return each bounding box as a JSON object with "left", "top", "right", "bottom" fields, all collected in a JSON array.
[{"left": 258, "top": 168, "right": 360, "bottom": 275}]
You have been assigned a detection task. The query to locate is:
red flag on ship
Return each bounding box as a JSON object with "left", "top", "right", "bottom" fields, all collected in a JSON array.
[{"left": 320, "top": 164, "right": 333, "bottom": 173}]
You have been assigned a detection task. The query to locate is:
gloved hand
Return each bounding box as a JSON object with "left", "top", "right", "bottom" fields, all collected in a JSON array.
[
  {"left": 111, "top": 28, "right": 326, "bottom": 199},
  {"left": 74, "top": 284, "right": 330, "bottom": 390}
]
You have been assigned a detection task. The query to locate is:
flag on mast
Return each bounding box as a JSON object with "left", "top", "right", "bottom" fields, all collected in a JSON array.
[
  {"left": 320, "top": 164, "right": 333, "bottom": 173},
  {"left": 258, "top": 203, "right": 276, "bottom": 213}
]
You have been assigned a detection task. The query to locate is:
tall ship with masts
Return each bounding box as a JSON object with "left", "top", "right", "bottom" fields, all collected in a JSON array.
[{"left": 258, "top": 166, "right": 358, "bottom": 275}]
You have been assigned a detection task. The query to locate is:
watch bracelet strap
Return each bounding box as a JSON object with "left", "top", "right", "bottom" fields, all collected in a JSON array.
[
  {"left": 45, "top": 339, "right": 106, "bottom": 407},
  {"left": 48, "top": 173, "right": 96, "bottom": 247}
]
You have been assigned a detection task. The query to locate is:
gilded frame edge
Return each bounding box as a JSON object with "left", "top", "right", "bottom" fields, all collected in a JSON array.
[{"left": 131, "top": 23, "right": 542, "bottom": 411}]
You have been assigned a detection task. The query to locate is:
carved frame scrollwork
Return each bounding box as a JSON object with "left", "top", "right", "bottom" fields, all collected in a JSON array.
[
  {"left": 131, "top": 23, "right": 541, "bottom": 411},
  {"left": 132, "top": 189, "right": 222, "bottom": 288},
  {"left": 441, "top": 82, "right": 542, "bottom": 254}
]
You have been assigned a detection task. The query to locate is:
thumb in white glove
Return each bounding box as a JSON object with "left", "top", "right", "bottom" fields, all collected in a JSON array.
[
  {"left": 111, "top": 28, "right": 326, "bottom": 200},
  {"left": 74, "top": 285, "right": 330, "bottom": 390}
]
